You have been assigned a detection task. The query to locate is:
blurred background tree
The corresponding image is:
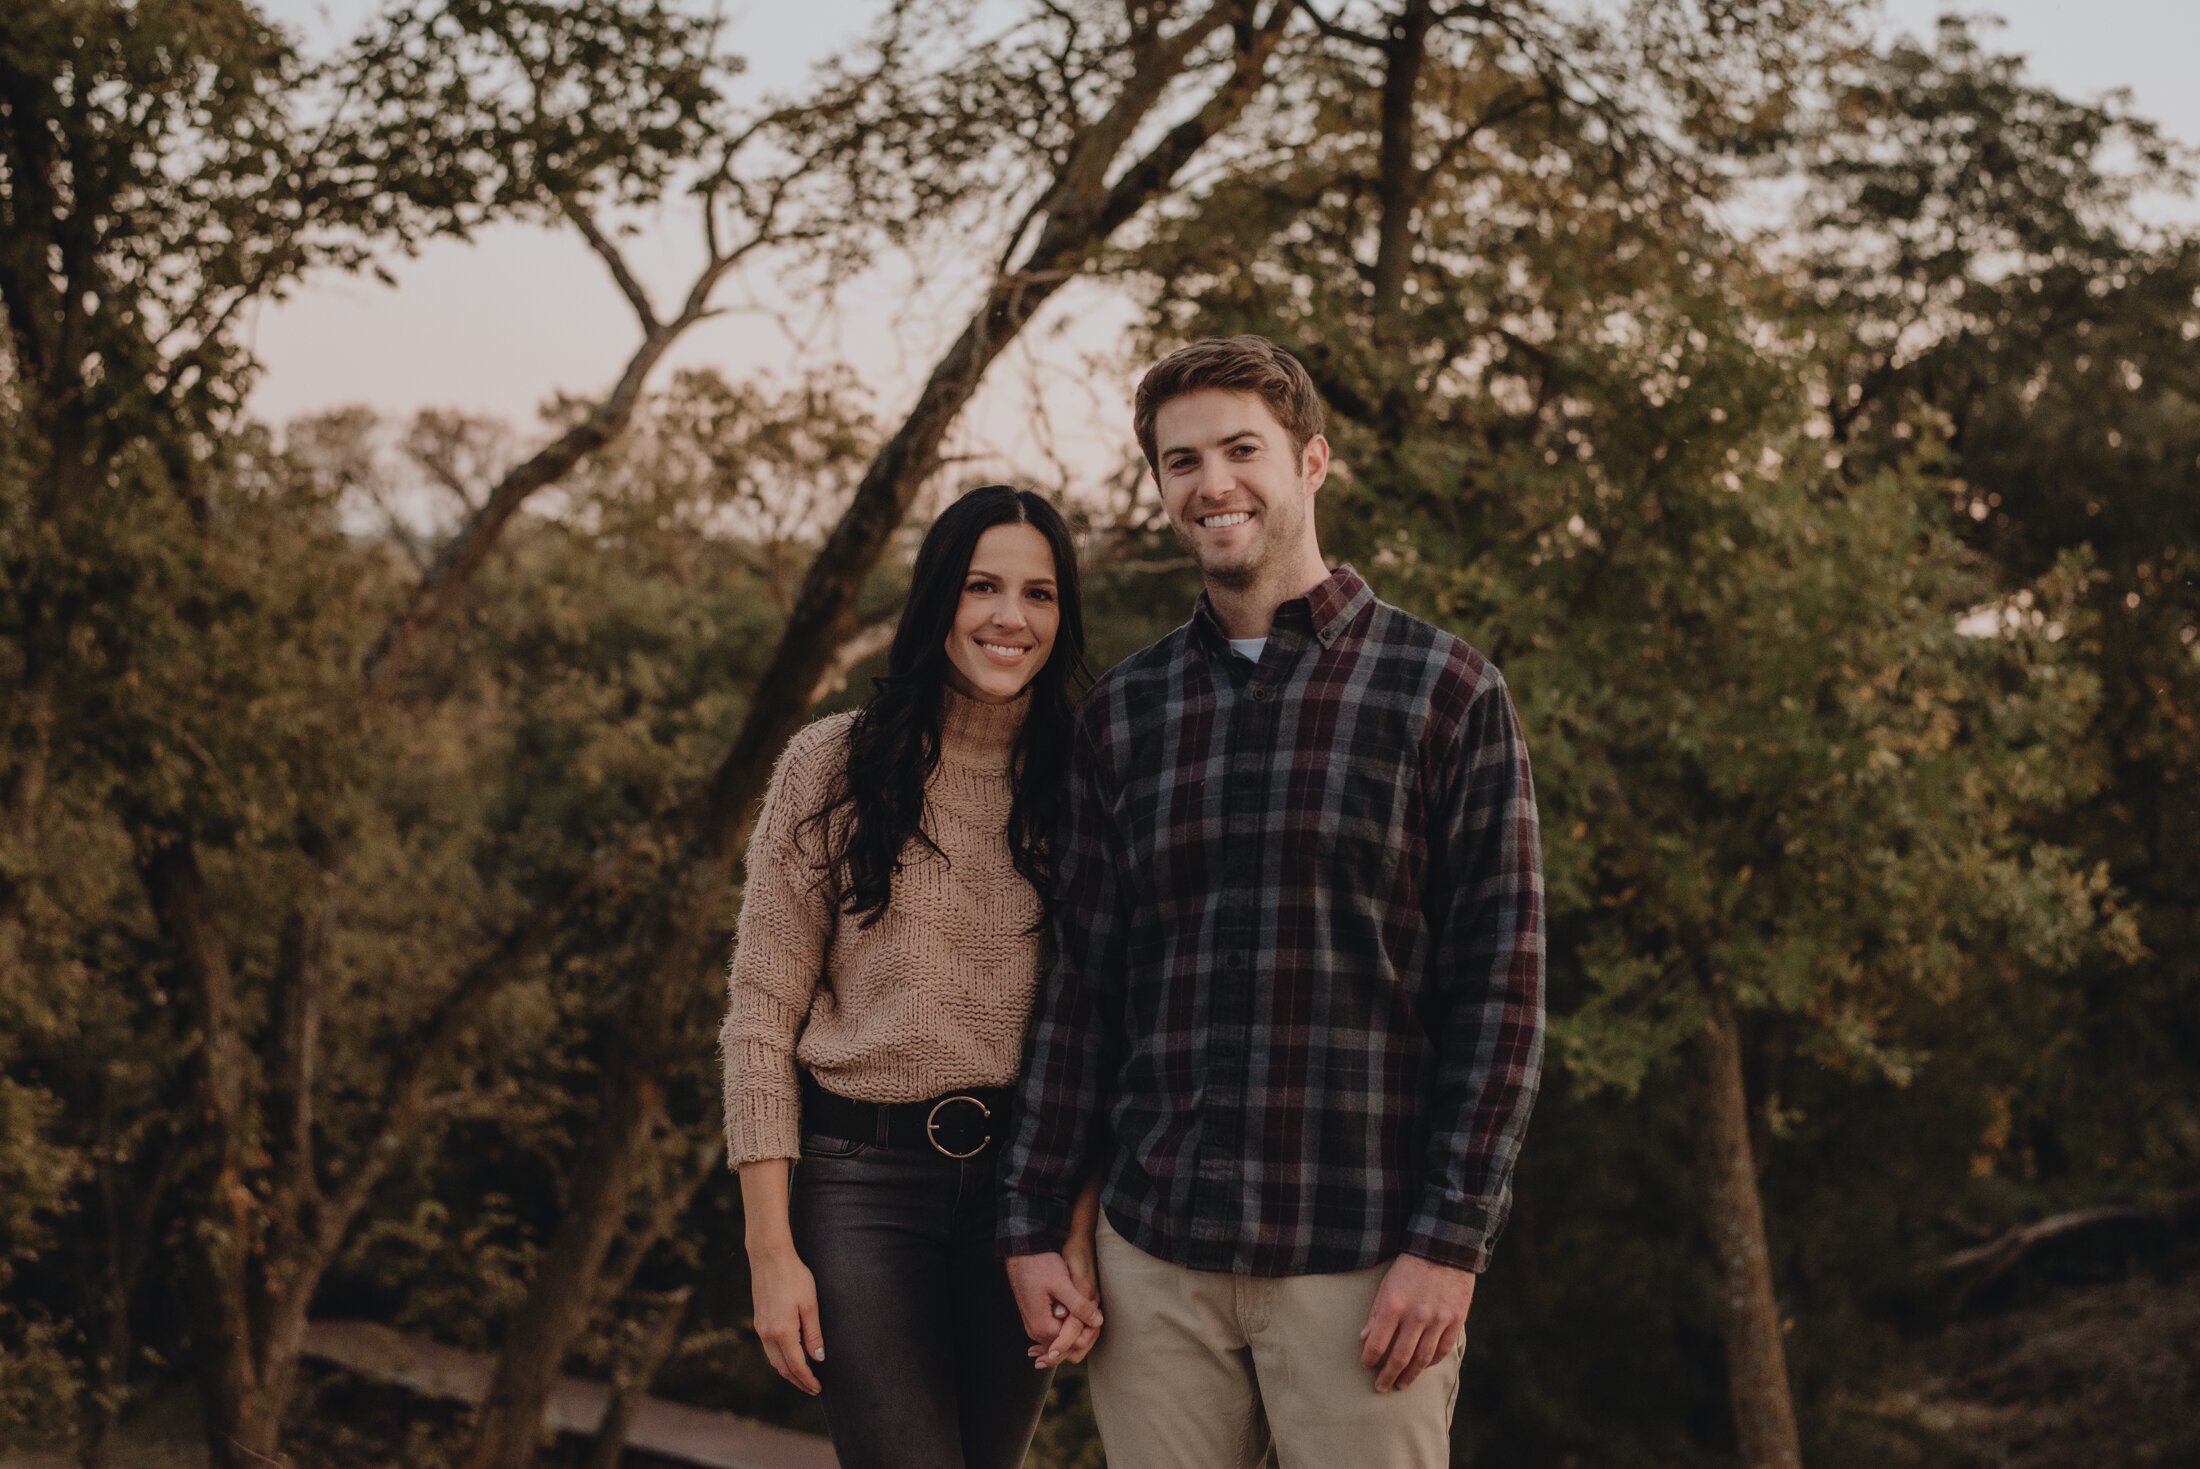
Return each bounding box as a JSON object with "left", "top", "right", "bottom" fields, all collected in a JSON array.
[{"left": 1, "top": 2, "right": 2193, "bottom": 1468}]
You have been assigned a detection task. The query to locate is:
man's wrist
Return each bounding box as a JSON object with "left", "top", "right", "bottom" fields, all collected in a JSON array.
[
  {"left": 1395, "top": 1244, "right": 1483, "bottom": 1276},
  {"left": 995, "top": 1199, "right": 1072, "bottom": 1258},
  {"left": 1403, "top": 1185, "right": 1504, "bottom": 1273}
]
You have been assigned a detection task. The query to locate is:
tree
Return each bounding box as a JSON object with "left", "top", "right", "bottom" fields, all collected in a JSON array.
[
  {"left": 6, "top": 1, "right": 1319, "bottom": 1460},
  {"left": 1795, "top": 13, "right": 2200, "bottom": 1302},
  {"left": 0, "top": 1, "right": 844, "bottom": 1458},
  {"left": 1121, "top": 5, "right": 2139, "bottom": 1462},
  {"left": 460, "top": 4, "right": 1309, "bottom": 1462},
  {"left": 0, "top": 3, "right": 435, "bottom": 1455}
]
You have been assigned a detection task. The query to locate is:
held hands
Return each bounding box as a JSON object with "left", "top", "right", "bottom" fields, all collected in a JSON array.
[
  {"left": 749, "top": 1241, "right": 826, "bottom": 1396},
  {"left": 1058, "top": 1222, "right": 1102, "bottom": 1364},
  {"left": 1359, "top": 1254, "right": 1476, "bottom": 1393},
  {"left": 1005, "top": 1251, "right": 1104, "bottom": 1369}
]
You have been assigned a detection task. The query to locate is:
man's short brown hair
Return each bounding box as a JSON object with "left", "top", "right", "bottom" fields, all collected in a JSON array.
[{"left": 1134, "top": 335, "right": 1325, "bottom": 471}]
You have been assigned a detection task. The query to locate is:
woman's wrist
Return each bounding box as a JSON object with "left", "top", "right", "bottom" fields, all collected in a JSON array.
[
  {"left": 736, "top": 1156, "right": 798, "bottom": 1263},
  {"left": 746, "top": 1228, "right": 799, "bottom": 1264}
]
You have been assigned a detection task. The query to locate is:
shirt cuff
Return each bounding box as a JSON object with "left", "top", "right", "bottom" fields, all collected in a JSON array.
[
  {"left": 995, "top": 1191, "right": 1074, "bottom": 1258},
  {"left": 1402, "top": 1188, "right": 1507, "bottom": 1274}
]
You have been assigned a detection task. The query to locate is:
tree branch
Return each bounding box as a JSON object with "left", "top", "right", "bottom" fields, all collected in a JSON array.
[
  {"left": 268, "top": 821, "right": 340, "bottom": 1223},
  {"left": 1935, "top": 1189, "right": 2200, "bottom": 1294},
  {"left": 1295, "top": 0, "right": 1384, "bottom": 50},
  {"left": 559, "top": 196, "right": 660, "bottom": 334},
  {"left": 359, "top": 322, "right": 678, "bottom": 701}
]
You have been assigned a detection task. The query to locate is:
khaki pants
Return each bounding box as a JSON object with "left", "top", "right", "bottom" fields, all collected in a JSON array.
[{"left": 1087, "top": 1215, "right": 1466, "bottom": 1469}]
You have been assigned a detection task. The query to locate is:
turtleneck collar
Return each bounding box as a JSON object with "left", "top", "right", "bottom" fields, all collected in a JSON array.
[{"left": 938, "top": 683, "right": 1028, "bottom": 771}]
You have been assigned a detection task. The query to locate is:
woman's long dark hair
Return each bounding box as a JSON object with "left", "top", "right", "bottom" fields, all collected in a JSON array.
[{"left": 804, "top": 485, "right": 1088, "bottom": 926}]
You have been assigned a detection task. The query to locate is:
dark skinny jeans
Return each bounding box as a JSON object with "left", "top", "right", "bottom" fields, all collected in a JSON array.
[{"left": 789, "top": 1129, "right": 1052, "bottom": 1469}]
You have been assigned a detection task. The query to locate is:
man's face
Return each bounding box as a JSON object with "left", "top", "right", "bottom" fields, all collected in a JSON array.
[{"left": 1152, "top": 388, "right": 1327, "bottom": 590}]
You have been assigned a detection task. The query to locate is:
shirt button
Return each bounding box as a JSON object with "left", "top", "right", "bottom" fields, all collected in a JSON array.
[
  {"left": 1224, "top": 951, "right": 1246, "bottom": 970},
  {"left": 1249, "top": 685, "right": 1270, "bottom": 702}
]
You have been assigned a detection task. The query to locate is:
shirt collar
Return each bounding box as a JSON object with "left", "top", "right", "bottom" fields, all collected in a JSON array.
[{"left": 1191, "top": 565, "right": 1372, "bottom": 655}]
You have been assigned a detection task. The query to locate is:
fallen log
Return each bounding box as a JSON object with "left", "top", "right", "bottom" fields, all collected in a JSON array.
[{"left": 1930, "top": 1189, "right": 2200, "bottom": 1311}]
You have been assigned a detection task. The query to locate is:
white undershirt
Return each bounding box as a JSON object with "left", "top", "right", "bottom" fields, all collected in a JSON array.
[{"left": 1228, "top": 636, "right": 1268, "bottom": 663}]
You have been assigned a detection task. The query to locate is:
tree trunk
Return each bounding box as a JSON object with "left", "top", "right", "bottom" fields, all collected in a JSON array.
[
  {"left": 462, "top": 11, "right": 1294, "bottom": 1467},
  {"left": 578, "top": 1288, "right": 693, "bottom": 1469},
  {"left": 465, "top": 1061, "right": 667, "bottom": 1469},
  {"left": 139, "top": 841, "right": 283, "bottom": 1469},
  {"left": 1691, "top": 996, "right": 1804, "bottom": 1469},
  {"left": 1368, "top": 0, "right": 1435, "bottom": 325}
]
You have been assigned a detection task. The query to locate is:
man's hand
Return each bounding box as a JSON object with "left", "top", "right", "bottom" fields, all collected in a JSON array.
[
  {"left": 1359, "top": 1254, "right": 1476, "bottom": 1393},
  {"left": 1058, "top": 1210, "right": 1103, "bottom": 1365},
  {"left": 1005, "top": 1250, "right": 1104, "bottom": 1370}
]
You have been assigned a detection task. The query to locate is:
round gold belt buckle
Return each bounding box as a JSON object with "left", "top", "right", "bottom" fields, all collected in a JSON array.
[{"left": 926, "top": 1095, "right": 992, "bottom": 1159}]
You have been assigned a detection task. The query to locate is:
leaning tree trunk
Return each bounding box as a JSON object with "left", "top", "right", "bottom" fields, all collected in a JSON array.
[
  {"left": 461, "top": 9, "right": 1294, "bottom": 1468},
  {"left": 1691, "top": 994, "right": 1804, "bottom": 1469}
]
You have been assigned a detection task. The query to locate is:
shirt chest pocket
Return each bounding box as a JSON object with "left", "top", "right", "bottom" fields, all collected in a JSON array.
[
  {"left": 1308, "top": 751, "right": 1421, "bottom": 901},
  {"left": 1118, "top": 749, "right": 1423, "bottom": 906}
]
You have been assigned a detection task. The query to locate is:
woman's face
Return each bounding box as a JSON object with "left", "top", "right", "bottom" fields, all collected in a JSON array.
[{"left": 942, "top": 522, "right": 1060, "bottom": 704}]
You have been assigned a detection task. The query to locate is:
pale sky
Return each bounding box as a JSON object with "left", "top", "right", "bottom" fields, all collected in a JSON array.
[{"left": 244, "top": 0, "right": 2200, "bottom": 486}]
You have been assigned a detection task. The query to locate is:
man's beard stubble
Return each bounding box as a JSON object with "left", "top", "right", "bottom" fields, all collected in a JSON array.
[{"left": 1175, "top": 491, "right": 1303, "bottom": 593}]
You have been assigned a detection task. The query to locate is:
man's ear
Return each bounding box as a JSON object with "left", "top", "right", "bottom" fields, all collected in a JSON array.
[{"left": 1301, "top": 433, "right": 1332, "bottom": 495}]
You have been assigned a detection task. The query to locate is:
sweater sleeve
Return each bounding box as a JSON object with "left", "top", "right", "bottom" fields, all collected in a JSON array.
[{"left": 720, "top": 719, "right": 844, "bottom": 1167}]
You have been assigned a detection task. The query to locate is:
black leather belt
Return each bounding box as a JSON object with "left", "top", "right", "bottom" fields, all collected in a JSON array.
[{"left": 799, "top": 1074, "right": 1011, "bottom": 1160}]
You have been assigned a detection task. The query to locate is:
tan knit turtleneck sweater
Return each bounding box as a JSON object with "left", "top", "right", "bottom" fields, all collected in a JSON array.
[{"left": 719, "top": 686, "right": 1042, "bottom": 1166}]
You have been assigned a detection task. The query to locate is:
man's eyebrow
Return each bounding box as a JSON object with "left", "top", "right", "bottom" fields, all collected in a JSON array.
[{"left": 1161, "top": 428, "right": 1266, "bottom": 458}]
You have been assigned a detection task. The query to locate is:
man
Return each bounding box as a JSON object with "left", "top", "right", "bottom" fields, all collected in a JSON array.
[{"left": 999, "top": 335, "right": 1545, "bottom": 1467}]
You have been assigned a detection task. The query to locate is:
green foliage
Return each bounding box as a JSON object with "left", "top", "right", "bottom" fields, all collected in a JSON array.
[
  {"left": 5, "top": 3, "right": 2196, "bottom": 1466},
  {"left": 343, "top": 0, "right": 733, "bottom": 227},
  {"left": 1121, "top": 5, "right": 2185, "bottom": 1462},
  {"left": 1801, "top": 18, "right": 2200, "bottom": 1200}
]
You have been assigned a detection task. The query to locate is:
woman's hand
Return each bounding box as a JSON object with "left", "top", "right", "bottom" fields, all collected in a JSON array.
[
  {"left": 1007, "top": 1252, "right": 1102, "bottom": 1370},
  {"left": 1056, "top": 1230, "right": 1101, "bottom": 1365},
  {"left": 738, "top": 1159, "right": 824, "bottom": 1395},
  {"left": 749, "top": 1239, "right": 826, "bottom": 1395},
  {"left": 1026, "top": 1171, "right": 1108, "bottom": 1368}
]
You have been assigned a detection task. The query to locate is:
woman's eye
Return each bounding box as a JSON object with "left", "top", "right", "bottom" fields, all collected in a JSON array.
[
  {"left": 966, "top": 580, "right": 994, "bottom": 594},
  {"left": 1030, "top": 589, "right": 1055, "bottom": 603}
]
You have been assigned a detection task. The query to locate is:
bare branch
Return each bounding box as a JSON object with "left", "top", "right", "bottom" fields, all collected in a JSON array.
[
  {"left": 808, "top": 616, "right": 898, "bottom": 704},
  {"left": 1935, "top": 1189, "right": 2200, "bottom": 1298},
  {"left": 268, "top": 822, "right": 340, "bottom": 1221},
  {"left": 1296, "top": 0, "right": 1385, "bottom": 51},
  {"left": 559, "top": 197, "right": 660, "bottom": 334},
  {"left": 591, "top": 1138, "right": 724, "bottom": 1320},
  {"left": 360, "top": 322, "right": 676, "bottom": 700}
]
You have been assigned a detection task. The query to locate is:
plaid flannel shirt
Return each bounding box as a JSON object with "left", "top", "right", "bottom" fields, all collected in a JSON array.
[{"left": 997, "top": 566, "right": 1544, "bottom": 1276}]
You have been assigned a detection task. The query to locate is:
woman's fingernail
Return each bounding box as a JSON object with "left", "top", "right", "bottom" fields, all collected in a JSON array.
[{"left": 811, "top": 1348, "right": 825, "bottom": 1361}]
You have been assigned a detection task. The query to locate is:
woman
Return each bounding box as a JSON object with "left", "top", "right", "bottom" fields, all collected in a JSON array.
[{"left": 720, "top": 485, "right": 1101, "bottom": 1469}]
